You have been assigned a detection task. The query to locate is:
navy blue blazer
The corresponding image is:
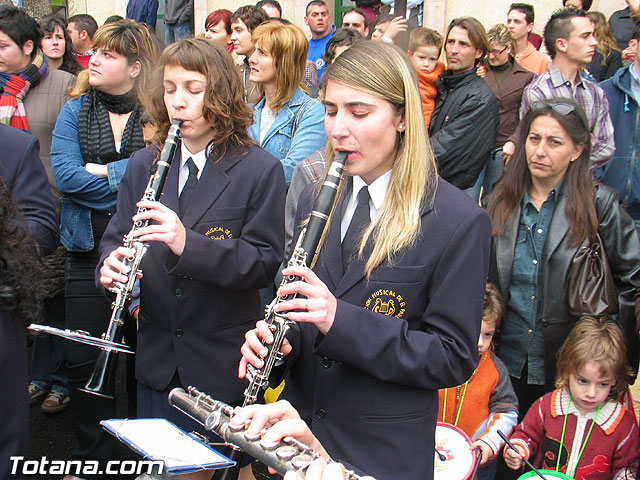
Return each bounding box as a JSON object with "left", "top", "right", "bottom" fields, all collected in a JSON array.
[
  {"left": 282, "top": 179, "right": 491, "bottom": 480},
  {"left": 98, "top": 144, "right": 286, "bottom": 403},
  {"left": 0, "top": 123, "right": 58, "bottom": 480},
  {"left": 0, "top": 124, "right": 59, "bottom": 253}
]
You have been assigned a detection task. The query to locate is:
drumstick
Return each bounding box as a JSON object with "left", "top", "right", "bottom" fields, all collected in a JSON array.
[
  {"left": 470, "top": 448, "right": 482, "bottom": 480},
  {"left": 498, "top": 430, "right": 547, "bottom": 480}
]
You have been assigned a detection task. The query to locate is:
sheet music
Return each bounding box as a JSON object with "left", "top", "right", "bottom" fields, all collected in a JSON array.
[{"left": 101, "top": 418, "right": 234, "bottom": 473}]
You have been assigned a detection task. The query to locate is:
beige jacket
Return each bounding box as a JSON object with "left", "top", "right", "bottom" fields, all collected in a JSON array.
[{"left": 24, "top": 67, "right": 76, "bottom": 208}]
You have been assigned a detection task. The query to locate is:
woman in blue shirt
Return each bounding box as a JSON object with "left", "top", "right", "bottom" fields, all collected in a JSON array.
[
  {"left": 486, "top": 99, "right": 640, "bottom": 420},
  {"left": 50, "top": 20, "right": 156, "bottom": 473},
  {"left": 247, "top": 21, "right": 326, "bottom": 186}
]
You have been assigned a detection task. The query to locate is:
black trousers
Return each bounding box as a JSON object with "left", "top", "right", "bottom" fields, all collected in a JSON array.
[{"left": 65, "top": 249, "right": 116, "bottom": 476}]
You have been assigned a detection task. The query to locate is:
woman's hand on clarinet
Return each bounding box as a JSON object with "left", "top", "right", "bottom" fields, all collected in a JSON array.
[
  {"left": 99, "top": 246, "right": 138, "bottom": 289},
  {"left": 230, "top": 401, "right": 331, "bottom": 475},
  {"left": 238, "top": 320, "right": 293, "bottom": 378},
  {"left": 133, "top": 200, "right": 186, "bottom": 256},
  {"left": 275, "top": 265, "right": 337, "bottom": 335}
]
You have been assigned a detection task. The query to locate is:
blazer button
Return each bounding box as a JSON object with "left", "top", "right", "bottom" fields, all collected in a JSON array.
[
  {"left": 321, "top": 357, "right": 332, "bottom": 368},
  {"left": 175, "top": 288, "right": 184, "bottom": 298},
  {"left": 315, "top": 408, "right": 326, "bottom": 419},
  {"left": 175, "top": 328, "right": 184, "bottom": 338}
]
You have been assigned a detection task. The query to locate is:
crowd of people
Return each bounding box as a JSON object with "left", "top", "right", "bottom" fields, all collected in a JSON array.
[{"left": 2, "top": 0, "right": 640, "bottom": 479}]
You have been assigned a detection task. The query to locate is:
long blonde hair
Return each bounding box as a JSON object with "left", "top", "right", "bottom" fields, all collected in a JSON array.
[
  {"left": 320, "top": 40, "right": 438, "bottom": 277},
  {"left": 251, "top": 21, "right": 308, "bottom": 110},
  {"left": 68, "top": 19, "right": 156, "bottom": 99}
]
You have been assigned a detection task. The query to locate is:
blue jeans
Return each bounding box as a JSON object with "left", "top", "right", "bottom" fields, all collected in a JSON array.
[
  {"left": 31, "top": 293, "right": 69, "bottom": 395},
  {"left": 164, "top": 21, "right": 192, "bottom": 44},
  {"left": 477, "top": 459, "right": 498, "bottom": 480},
  {"left": 465, "top": 147, "right": 505, "bottom": 202}
]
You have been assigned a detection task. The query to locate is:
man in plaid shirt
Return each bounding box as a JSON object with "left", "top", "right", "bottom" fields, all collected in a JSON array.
[{"left": 507, "top": 8, "right": 614, "bottom": 169}]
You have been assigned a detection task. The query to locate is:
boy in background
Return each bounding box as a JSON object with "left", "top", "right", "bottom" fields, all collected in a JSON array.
[
  {"left": 438, "top": 283, "right": 518, "bottom": 480},
  {"left": 407, "top": 27, "right": 445, "bottom": 129}
]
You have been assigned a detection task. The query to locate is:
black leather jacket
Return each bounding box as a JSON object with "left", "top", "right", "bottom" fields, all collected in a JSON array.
[
  {"left": 490, "top": 183, "right": 640, "bottom": 389},
  {"left": 429, "top": 68, "right": 499, "bottom": 189}
]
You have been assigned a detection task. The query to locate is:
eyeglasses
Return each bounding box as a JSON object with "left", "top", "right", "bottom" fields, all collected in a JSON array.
[
  {"left": 530, "top": 101, "right": 576, "bottom": 116},
  {"left": 488, "top": 45, "right": 509, "bottom": 56}
]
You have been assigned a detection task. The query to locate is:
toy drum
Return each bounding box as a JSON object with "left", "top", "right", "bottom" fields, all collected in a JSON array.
[
  {"left": 517, "top": 470, "right": 574, "bottom": 480},
  {"left": 434, "top": 422, "right": 478, "bottom": 480}
]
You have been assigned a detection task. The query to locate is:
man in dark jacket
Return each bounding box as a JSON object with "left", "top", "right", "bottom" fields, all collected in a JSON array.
[
  {"left": 164, "top": 0, "right": 193, "bottom": 44},
  {"left": 126, "top": 0, "right": 159, "bottom": 30},
  {"left": 429, "top": 17, "right": 499, "bottom": 191},
  {"left": 598, "top": 25, "right": 640, "bottom": 233}
]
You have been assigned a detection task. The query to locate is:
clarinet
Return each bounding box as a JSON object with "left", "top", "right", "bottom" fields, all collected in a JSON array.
[
  {"left": 243, "top": 150, "right": 347, "bottom": 406},
  {"left": 169, "top": 387, "right": 375, "bottom": 480},
  {"left": 80, "top": 120, "right": 182, "bottom": 399},
  {"left": 208, "top": 151, "right": 346, "bottom": 480}
]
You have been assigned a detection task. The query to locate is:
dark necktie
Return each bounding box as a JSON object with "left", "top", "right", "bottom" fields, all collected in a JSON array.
[
  {"left": 179, "top": 157, "right": 198, "bottom": 219},
  {"left": 342, "top": 186, "right": 370, "bottom": 272}
]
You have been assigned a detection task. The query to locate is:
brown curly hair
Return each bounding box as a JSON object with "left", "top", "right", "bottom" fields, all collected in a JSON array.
[
  {"left": 0, "top": 181, "right": 44, "bottom": 323},
  {"left": 144, "top": 37, "right": 256, "bottom": 161}
]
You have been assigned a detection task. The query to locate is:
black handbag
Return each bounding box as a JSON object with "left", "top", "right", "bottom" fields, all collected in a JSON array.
[{"left": 568, "top": 232, "right": 618, "bottom": 316}]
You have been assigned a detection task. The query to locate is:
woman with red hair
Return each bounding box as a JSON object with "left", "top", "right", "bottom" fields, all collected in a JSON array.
[{"left": 205, "top": 9, "right": 233, "bottom": 52}]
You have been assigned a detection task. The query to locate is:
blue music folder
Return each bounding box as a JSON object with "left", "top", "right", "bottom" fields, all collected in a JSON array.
[{"left": 101, "top": 418, "right": 235, "bottom": 474}]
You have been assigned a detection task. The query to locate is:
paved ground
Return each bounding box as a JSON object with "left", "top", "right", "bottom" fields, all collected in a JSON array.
[{"left": 27, "top": 350, "right": 139, "bottom": 480}]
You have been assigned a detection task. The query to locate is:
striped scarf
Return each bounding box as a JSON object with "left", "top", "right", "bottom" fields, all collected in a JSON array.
[{"left": 0, "top": 53, "right": 47, "bottom": 132}]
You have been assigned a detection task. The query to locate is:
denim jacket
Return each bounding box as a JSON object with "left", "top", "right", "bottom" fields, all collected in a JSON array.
[
  {"left": 51, "top": 95, "right": 130, "bottom": 251},
  {"left": 248, "top": 88, "right": 326, "bottom": 185}
]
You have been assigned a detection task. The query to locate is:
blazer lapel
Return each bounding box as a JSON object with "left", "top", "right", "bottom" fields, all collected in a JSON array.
[
  {"left": 180, "top": 153, "right": 242, "bottom": 229},
  {"left": 160, "top": 148, "right": 180, "bottom": 215},
  {"left": 320, "top": 211, "right": 343, "bottom": 292},
  {"left": 542, "top": 190, "right": 569, "bottom": 265}
]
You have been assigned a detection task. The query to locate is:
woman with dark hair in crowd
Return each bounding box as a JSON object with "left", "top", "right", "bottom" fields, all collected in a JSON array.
[
  {"left": 50, "top": 19, "right": 156, "bottom": 476},
  {"left": 471, "top": 24, "right": 534, "bottom": 201},
  {"left": 0, "top": 181, "right": 52, "bottom": 480},
  {"left": 247, "top": 21, "right": 325, "bottom": 186},
  {"left": 40, "top": 15, "right": 83, "bottom": 75},
  {"left": 205, "top": 9, "right": 233, "bottom": 52},
  {"left": 587, "top": 11, "right": 623, "bottom": 82},
  {"left": 562, "top": 0, "right": 592, "bottom": 10},
  {"left": 486, "top": 98, "right": 640, "bottom": 421},
  {"left": 322, "top": 27, "right": 362, "bottom": 65}
]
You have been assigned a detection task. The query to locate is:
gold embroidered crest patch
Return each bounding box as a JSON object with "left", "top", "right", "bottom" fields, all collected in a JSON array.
[
  {"left": 205, "top": 226, "right": 234, "bottom": 240},
  {"left": 364, "top": 289, "right": 406, "bottom": 318}
]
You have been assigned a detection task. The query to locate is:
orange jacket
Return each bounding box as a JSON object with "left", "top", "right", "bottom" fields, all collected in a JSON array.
[{"left": 415, "top": 61, "right": 445, "bottom": 130}]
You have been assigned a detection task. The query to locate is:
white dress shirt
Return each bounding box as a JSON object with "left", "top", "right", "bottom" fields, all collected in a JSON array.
[
  {"left": 178, "top": 142, "right": 206, "bottom": 196},
  {"left": 340, "top": 170, "right": 392, "bottom": 241}
]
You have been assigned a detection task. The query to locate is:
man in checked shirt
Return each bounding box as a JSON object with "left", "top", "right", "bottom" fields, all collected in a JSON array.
[{"left": 504, "top": 7, "right": 615, "bottom": 169}]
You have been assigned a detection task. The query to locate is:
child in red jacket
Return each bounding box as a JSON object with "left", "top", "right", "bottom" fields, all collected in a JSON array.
[{"left": 504, "top": 317, "right": 639, "bottom": 480}]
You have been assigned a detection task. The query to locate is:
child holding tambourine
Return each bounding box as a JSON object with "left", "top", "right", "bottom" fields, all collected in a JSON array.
[
  {"left": 437, "top": 283, "right": 519, "bottom": 480},
  {"left": 504, "top": 317, "right": 639, "bottom": 480}
]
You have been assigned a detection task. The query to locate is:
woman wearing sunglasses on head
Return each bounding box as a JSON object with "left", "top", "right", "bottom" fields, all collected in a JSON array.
[{"left": 486, "top": 98, "right": 640, "bottom": 420}]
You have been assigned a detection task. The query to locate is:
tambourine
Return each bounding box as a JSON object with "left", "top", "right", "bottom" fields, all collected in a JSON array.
[
  {"left": 434, "top": 422, "right": 478, "bottom": 480},
  {"left": 518, "top": 469, "right": 574, "bottom": 480}
]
